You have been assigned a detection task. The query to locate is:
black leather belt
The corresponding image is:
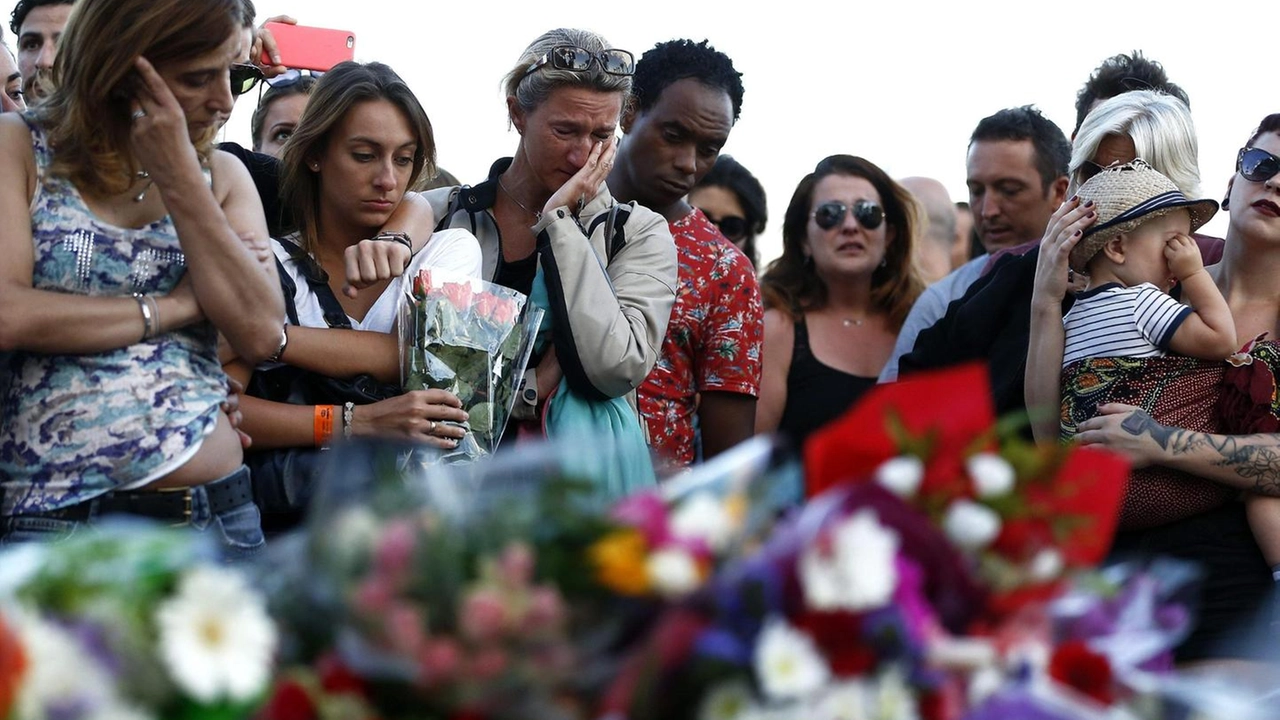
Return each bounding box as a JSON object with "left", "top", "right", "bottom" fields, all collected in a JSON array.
[{"left": 21, "top": 470, "right": 254, "bottom": 525}]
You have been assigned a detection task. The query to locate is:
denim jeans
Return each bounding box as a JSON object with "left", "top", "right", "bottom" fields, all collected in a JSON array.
[{"left": 0, "top": 465, "right": 265, "bottom": 561}]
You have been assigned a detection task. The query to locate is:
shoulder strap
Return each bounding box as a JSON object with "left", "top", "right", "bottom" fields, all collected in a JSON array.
[
  {"left": 276, "top": 236, "right": 352, "bottom": 330},
  {"left": 585, "top": 203, "right": 632, "bottom": 264}
]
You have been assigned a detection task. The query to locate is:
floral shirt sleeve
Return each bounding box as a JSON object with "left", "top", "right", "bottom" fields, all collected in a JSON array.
[{"left": 638, "top": 209, "right": 764, "bottom": 467}]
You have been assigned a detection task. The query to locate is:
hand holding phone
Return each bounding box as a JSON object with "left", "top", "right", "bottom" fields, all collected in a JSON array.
[{"left": 260, "top": 22, "right": 355, "bottom": 73}]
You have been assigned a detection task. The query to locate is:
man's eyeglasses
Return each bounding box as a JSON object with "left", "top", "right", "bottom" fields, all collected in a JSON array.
[
  {"left": 230, "top": 63, "right": 264, "bottom": 97},
  {"left": 704, "top": 213, "right": 749, "bottom": 241},
  {"left": 1238, "top": 147, "right": 1280, "bottom": 183},
  {"left": 812, "top": 199, "right": 885, "bottom": 231},
  {"left": 523, "top": 45, "right": 635, "bottom": 78}
]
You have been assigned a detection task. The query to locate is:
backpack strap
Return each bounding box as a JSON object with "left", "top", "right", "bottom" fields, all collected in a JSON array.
[{"left": 276, "top": 236, "right": 352, "bottom": 330}]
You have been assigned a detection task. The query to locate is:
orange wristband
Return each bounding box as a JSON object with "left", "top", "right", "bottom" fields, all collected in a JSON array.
[{"left": 314, "top": 405, "right": 335, "bottom": 447}]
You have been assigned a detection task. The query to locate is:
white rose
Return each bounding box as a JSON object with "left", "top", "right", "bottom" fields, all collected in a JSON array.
[
  {"left": 670, "top": 493, "right": 735, "bottom": 552},
  {"left": 966, "top": 453, "right": 1015, "bottom": 498},
  {"left": 1028, "top": 548, "right": 1064, "bottom": 581},
  {"left": 875, "top": 456, "right": 925, "bottom": 498},
  {"left": 800, "top": 510, "right": 899, "bottom": 612},
  {"left": 942, "top": 500, "right": 1002, "bottom": 551}
]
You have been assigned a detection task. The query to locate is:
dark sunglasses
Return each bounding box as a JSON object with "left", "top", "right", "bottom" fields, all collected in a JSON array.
[
  {"left": 230, "top": 63, "right": 264, "bottom": 97},
  {"left": 524, "top": 45, "right": 635, "bottom": 78},
  {"left": 266, "top": 68, "right": 324, "bottom": 89},
  {"left": 1238, "top": 147, "right": 1280, "bottom": 183},
  {"left": 812, "top": 199, "right": 884, "bottom": 231},
  {"left": 703, "top": 213, "right": 749, "bottom": 241}
]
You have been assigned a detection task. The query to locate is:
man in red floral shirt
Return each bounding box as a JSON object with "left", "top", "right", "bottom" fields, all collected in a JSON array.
[{"left": 608, "top": 39, "right": 763, "bottom": 469}]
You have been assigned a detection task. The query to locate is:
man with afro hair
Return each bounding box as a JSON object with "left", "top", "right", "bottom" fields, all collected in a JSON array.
[{"left": 608, "top": 39, "right": 763, "bottom": 469}]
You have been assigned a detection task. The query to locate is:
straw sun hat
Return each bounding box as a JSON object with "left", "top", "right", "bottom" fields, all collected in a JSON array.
[{"left": 1068, "top": 159, "right": 1219, "bottom": 272}]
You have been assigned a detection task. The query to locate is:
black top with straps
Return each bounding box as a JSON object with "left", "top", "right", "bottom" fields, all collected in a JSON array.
[{"left": 778, "top": 317, "right": 877, "bottom": 450}]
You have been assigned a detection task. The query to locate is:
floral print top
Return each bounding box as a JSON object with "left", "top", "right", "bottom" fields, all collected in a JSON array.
[
  {"left": 638, "top": 208, "right": 763, "bottom": 467},
  {"left": 0, "top": 115, "right": 224, "bottom": 514}
]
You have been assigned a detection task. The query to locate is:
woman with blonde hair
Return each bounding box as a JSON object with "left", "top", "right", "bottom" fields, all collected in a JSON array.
[
  {"left": 0, "top": 0, "right": 284, "bottom": 554},
  {"left": 229, "top": 61, "right": 481, "bottom": 527},
  {"left": 756, "top": 154, "right": 924, "bottom": 447},
  {"left": 427, "top": 28, "right": 676, "bottom": 492}
]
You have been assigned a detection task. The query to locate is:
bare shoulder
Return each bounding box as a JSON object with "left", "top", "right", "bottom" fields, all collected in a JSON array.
[
  {"left": 763, "top": 308, "right": 795, "bottom": 357},
  {"left": 208, "top": 147, "right": 256, "bottom": 199}
]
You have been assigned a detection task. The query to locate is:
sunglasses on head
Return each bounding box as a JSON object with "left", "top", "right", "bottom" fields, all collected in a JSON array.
[
  {"left": 230, "top": 63, "right": 264, "bottom": 97},
  {"left": 704, "top": 213, "right": 749, "bottom": 241},
  {"left": 1238, "top": 147, "right": 1280, "bottom": 183},
  {"left": 523, "top": 45, "right": 635, "bottom": 78},
  {"left": 812, "top": 199, "right": 884, "bottom": 231}
]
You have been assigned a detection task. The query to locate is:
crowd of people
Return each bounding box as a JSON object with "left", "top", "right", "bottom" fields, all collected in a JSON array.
[{"left": 2, "top": 0, "right": 1280, "bottom": 665}]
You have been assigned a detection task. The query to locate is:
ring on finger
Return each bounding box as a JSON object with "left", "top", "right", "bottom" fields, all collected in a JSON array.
[
  {"left": 131, "top": 109, "right": 146, "bottom": 121},
  {"left": 1068, "top": 268, "right": 1074, "bottom": 283},
  {"left": 428, "top": 420, "right": 436, "bottom": 434}
]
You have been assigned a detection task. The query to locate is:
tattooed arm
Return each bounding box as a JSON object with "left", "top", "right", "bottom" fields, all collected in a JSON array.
[{"left": 1076, "top": 403, "right": 1280, "bottom": 497}]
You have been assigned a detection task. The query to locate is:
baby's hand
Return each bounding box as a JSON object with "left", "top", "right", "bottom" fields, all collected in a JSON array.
[{"left": 1165, "top": 233, "right": 1204, "bottom": 281}]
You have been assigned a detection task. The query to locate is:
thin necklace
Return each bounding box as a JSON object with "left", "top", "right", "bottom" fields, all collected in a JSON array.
[
  {"left": 133, "top": 171, "right": 153, "bottom": 203},
  {"left": 841, "top": 317, "right": 865, "bottom": 328},
  {"left": 497, "top": 176, "right": 541, "bottom": 221}
]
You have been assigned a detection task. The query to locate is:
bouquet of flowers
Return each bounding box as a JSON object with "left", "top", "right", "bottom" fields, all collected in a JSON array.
[
  {"left": 804, "top": 363, "right": 1130, "bottom": 619},
  {"left": 260, "top": 437, "right": 788, "bottom": 720},
  {"left": 399, "top": 267, "right": 543, "bottom": 460},
  {"left": 0, "top": 527, "right": 277, "bottom": 720},
  {"left": 605, "top": 481, "right": 977, "bottom": 720}
]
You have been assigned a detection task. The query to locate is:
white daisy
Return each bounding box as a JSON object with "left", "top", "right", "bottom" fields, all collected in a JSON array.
[
  {"left": 155, "top": 565, "right": 278, "bottom": 704},
  {"left": 754, "top": 617, "right": 831, "bottom": 701}
]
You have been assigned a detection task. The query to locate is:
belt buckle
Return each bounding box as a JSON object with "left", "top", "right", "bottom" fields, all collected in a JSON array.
[{"left": 162, "top": 488, "right": 194, "bottom": 527}]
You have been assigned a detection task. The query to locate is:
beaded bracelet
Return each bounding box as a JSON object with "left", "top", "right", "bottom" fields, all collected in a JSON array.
[
  {"left": 373, "top": 231, "right": 412, "bottom": 251},
  {"left": 342, "top": 401, "right": 355, "bottom": 440}
]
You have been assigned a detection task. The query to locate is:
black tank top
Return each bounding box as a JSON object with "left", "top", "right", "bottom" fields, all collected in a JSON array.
[{"left": 778, "top": 317, "right": 877, "bottom": 449}]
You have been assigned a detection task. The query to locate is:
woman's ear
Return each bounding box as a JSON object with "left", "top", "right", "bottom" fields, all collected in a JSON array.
[
  {"left": 507, "top": 96, "right": 525, "bottom": 134},
  {"left": 1102, "top": 235, "right": 1126, "bottom": 264},
  {"left": 619, "top": 104, "right": 637, "bottom": 134}
]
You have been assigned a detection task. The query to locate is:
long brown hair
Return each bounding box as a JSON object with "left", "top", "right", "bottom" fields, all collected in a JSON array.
[
  {"left": 37, "top": 0, "right": 243, "bottom": 195},
  {"left": 280, "top": 61, "right": 436, "bottom": 255},
  {"left": 761, "top": 155, "right": 924, "bottom": 330}
]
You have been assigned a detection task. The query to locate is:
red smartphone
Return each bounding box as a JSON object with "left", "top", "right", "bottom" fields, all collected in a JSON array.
[{"left": 261, "top": 22, "right": 355, "bottom": 72}]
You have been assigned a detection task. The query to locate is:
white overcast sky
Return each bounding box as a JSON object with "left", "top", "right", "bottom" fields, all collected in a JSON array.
[{"left": 226, "top": 0, "right": 1270, "bottom": 264}]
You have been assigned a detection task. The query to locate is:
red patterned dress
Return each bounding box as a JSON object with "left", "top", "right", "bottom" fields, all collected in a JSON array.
[{"left": 638, "top": 208, "right": 763, "bottom": 467}]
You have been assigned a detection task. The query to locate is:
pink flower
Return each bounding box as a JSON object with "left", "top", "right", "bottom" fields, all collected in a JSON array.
[
  {"left": 468, "top": 647, "right": 509, "bottom": 681},
  {"left": 419, "top": 638, "right": 462, "bottom": 684},
  {"left": 373, "top": 519, "right": 417, "bottom": 581},
  {"left": 440, "top": 282, "right": 475, "bottom": 311},
  {"left": 460, "top": 589, "right": 508, "bottom": 644},
  {"left": 523, "top": 586, "right": 566, "bottom": 631},
  {"left": 353, "top": 576, "right": 394, "bottom": 615},
  {"left": 384, "top": 603, "right": 427, "bottom": 656},
  {"left": 497, "top": 543, "right": 535, "bottom": 589},
  {"left": 611, "top": 492, "right": 671, "bottom": 546}
]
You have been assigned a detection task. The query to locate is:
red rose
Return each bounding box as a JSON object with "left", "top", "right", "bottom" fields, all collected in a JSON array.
[
  {"left": 474, "top": 292, "right": 498, "bottom": 321},
  {"left": 414, "top": 269, "right": 433, "bottom": 298},
  {"left": 491, "top": 297, "right": 519, "bottom": 326},
  {"left": 440, "top": 281, "right": 474, "bottom": 311},
  {"left": 317, "top": 652, "right": 367, "bottom": 697},
  {"left": 1049, "top": 640, "right": 1114, "bottom": 705},
  {"left": 257, "top": 678, "right": 318, "bottom": 720}
]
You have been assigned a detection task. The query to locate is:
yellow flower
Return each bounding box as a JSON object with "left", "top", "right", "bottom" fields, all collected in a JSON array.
[{"left": 588, "top": 530, "right": 651, "bottom": 595}]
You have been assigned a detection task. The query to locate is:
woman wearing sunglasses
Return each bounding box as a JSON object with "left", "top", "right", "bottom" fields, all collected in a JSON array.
[
  {"left": 1027, "top": 113, "right": 1280, "bottom": 664},
  {"left": 0, "top": 0, "right": 285, "bottom": 554},
  {"left": 689, "top": 154, "right": 767, "bottom": 270},
  {"left": 426, "top": 28, "right": 676, "bottom": 491},
  {"left": 755, "top": 155, "right": 924, "bottom": 447}
]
